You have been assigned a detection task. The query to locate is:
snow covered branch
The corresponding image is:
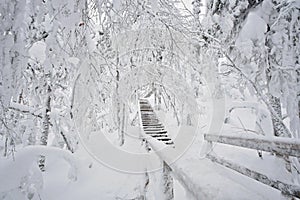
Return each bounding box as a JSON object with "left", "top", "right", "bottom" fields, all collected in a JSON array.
[{"left": 9, "top": 102, "right": 42, "bottom": 119}]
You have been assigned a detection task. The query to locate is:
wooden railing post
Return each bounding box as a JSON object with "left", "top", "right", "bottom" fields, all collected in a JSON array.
[{"left": 163, "top": 161, "right": 174, "bottom": 200}]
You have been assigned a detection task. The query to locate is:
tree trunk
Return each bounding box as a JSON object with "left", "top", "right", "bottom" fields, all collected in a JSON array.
[
  {"left": 264, "top": 0, "right": 292, "bottom": 138},
  {"left": 158, "top": 87, "right": 162, "bottom": 110},
  {"left": 269, "top": 96, "right": 288, "bottom": 137},
  {"left": 39, "top": 85, "right": 51, "bottom": 172},
  {"left": 298, "top": 100, "right": 300, "bottom": 123},
  {"left": 116, "top": 54, "right": 124, "bottom": 146},
  {"left": 269, "top": 96, "right": 292, "bottom": 171},
  {"left": 120, "top": 103, "right": 125, "bottom": 145}
]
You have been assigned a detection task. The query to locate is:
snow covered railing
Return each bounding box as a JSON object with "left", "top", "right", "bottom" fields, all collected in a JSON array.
[
  {"left": 138, "top": 99, "right": 175, "bottom": 199},
  {"left": 204, "top": 134, "right": 300, "bottom": 157},
  {"left": 206, "top": 153, "right": 300, "bottom": 198},
  {"left": 204, "top": 134, "right": 300, "bottom": 198}
]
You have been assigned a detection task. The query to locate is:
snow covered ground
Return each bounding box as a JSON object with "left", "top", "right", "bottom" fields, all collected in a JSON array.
[
  {"left": 0, "top": 93, "right": 295, "bottom": 200},
  {"left": 0, "top": 144, "right": 147, "bottom": 199},
  {"left": 0, "top": 70, "right": 295, "bottom": 199}
]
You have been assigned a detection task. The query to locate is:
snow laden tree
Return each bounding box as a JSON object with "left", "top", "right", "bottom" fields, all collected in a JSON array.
[
  {"left": 265, "top": 0, "right": 300, "bottom": 139},
  {"left": 200, "top": 0, "right": 299, "bottom": 138},
  {"left": 264, "top": 0, "right": 300, "bottom": 180},
  {"left": 196, "top": 0, "right": 300, "bottom": 181},
  {"left": 72, "top": 1, "right": 211, "bottom": 198},
  {"left": 23, "top": 0, "right": 87, "bottom": 171},
  {"left": 0, "top": 0, "right": 92, "bottom": 171},
  {"left": 0, "top": 1, "right": 109, "bottom": 197},
  {"left": 0, "top": 0, "right": 30, "bottom": 157},
  {"left": 73, "top": 0, "right": 205, "bottom": 149}
]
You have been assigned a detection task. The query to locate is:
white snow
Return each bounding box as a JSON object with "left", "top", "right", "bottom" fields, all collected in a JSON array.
[
  {"left": 0, "top": 145, "right": 148, "bottom": 199},
  {"left": 28, "top": 41, "right": 47, "bottom": 64},
  {"left": 236, "top": 10, "right": 267, "bottom": 60},
  {"left": 67, "top": 57, "right": 80, "bottom": 66},
  {"left": 1, "top": 0, "right": 299, "bottom": 199}
]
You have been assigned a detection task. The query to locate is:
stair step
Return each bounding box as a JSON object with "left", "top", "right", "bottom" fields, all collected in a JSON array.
[
  {"left": 142, "top": 122, "right": 162, "bottom": 125},
  {"left": 146, "top": 133, "right": 167, "bottom": 136},
  {"left": 142, "top": 120, "right": 159, "bottom": 123},
  {"left": 143, "top": 128, "right": 165, "bottom": 131},
  {"left": 144, "top": 128, "right": 164, "bottom": 131},
  {"left": 142, "top": 116, "right": 157, "bottom": 119},
  {"left": 149, "top": 134, "right": 168, "bottom": 138},
  {"left": 143, "top": 122, "right": 160, "bottom": 125},
  {"left": 143, "top": 125, "right": 164, "bottom": 127},
  {"left": 144, "top": 127, "right": 164, "bottom": 130},
  {"left": 142, "top": 119, "right": 158, "bottom": 121},
  {"left": 145, "top": 130, "right": 167, "bottom": 134},
  {"left": 143, "top": 123, "right": 164, "bottom": 128},
  {"left": 142, "top": 117, "right": 157, "bottom": 119},
  {"left": 157, "top": 138, "right": 172, "bottom": 141},
  {"left": 166, "top": 141, "right": 174, "bottom": 145},
  {"left": 143, "top": 125, "right": 163, "bottom": 127}
]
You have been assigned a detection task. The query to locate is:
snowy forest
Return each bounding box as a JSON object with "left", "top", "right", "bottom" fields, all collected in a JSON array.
[{"left": 0, "top": 0, "right": 300, "bottom": 199}]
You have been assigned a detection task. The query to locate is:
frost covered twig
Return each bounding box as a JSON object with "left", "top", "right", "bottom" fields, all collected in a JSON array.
[{"left": 222, "top": 52, "right": 292, "bottom": 138}]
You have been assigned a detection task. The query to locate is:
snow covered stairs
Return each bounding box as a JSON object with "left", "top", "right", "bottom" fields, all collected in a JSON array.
[{"left": 139, "top": 99, "right": 174, "bottom": 146}]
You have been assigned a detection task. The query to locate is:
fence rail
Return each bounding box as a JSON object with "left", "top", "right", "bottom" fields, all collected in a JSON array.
[
  {"left": 206, "top": 153, "right": 300, "bottom": 198},
  {"left": 204, "top": 134, "right": 300, "bottom": 157},
  {"left": 204, "top": 134, "right": 300, "bottom": 198}
]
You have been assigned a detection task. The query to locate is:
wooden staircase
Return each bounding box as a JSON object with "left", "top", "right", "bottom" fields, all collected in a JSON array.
[{"left": 139, "top": 99, "right": 174, "bottom": 146}]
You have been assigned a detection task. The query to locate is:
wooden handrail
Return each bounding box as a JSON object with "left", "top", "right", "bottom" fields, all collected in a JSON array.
[
  {"left": 204, "top": 134, "right": 300, "bottom": 157},
  {"left": 206, "top": 153, "right": 300, "bottom": 198}
]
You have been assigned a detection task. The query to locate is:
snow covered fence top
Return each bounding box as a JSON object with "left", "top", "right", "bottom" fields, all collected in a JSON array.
[{"left": 204, "top": 134, "right": 300, "bottom": 157}]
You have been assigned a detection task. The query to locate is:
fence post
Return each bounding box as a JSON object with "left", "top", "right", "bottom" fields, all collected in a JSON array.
[{"left": 163, "top": 161, "right": 174, "bottom": 200}]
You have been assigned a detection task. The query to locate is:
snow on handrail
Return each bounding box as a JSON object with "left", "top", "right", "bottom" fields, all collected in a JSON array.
[
  {"left": 207, "top": 153, "right": 300, "bottom": 198},
  {"left": 204, "top": 134, "right": 300, "bottom": 157}
]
